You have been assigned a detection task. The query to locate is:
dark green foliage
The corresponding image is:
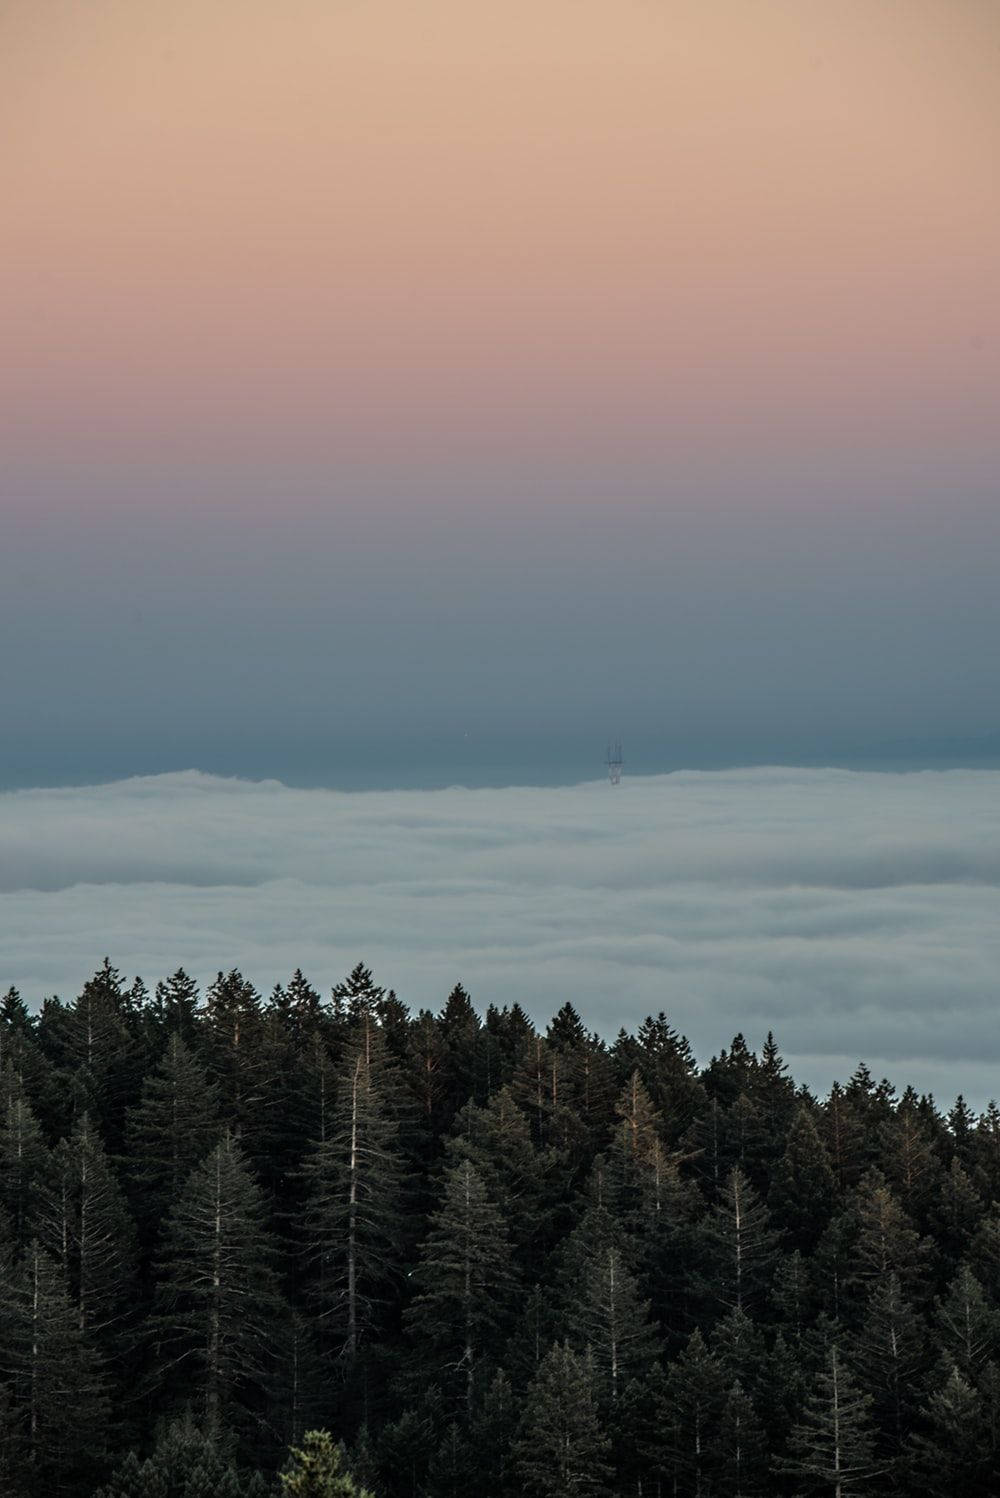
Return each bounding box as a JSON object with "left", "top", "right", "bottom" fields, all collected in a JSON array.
[
  {"left": 769, "top": 1106, "right": 836, "bottom": 1251},
  {"left": 848, "top": 1273, "right": 924, "bottom": 1466},
  {"left": 125, "top": 1035, "right": 221, "bottom": 1228},
  {"left": 0, "top": 1240, "right": 110, "bottom": 1495},
  {"left": 300, "top": 1011, "right": 405, "bottom": 1367},
  {"left": 95, "top": 1419, "right": 268, "bottom": 1497},
  {"left": 515, "top": 1340, "right": 612, "bottom": 1497},
  {"left": 154, "top": 1133, "right": 283, "bottom": 1443},
  {"left": 702, "top": 1166, "right": 778, "bottom": 1314},
  {"left": 2, "top": 963, "right": 1000, "bottom": 1496},
  {"left": 718, "top": 1379, "right": 768, "bottom": 1496},
  {"left": 907, "top": 1362, "right": 997, "bottom": 1496},
  {"left": 38, "top": 1113, "right": 136, "bottom": 1350},
  {"left": 279, "top": 1429, "right": 374, "bottom": 1497},
  {"left": 0, "top": 1064, "right": 50, "bottom": 1251},
  {"left": 783, "top": 1343, "right": 879, "bottom": 1495},
  {"left": 406, "top": 1156, "right": 514, "bottom": 1414},
  {"left": 662, "top": 1328, "right": 727, "bottom": 1494},
  {"left": 568, "top": 1239, "right": 659, "bottom": 1404}
]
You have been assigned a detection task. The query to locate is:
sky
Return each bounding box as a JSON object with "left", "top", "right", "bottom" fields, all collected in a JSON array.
[
  {"left": 1, "top": 0, "right": 999, "bottom": 787},
  {"left": 3, "top": 767, "right": 1000, "bottom": 1105}
]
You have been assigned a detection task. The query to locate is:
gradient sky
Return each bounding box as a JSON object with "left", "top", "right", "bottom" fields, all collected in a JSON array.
[{"left": 2, "top": 0, "right": 999, "bottom": 786}]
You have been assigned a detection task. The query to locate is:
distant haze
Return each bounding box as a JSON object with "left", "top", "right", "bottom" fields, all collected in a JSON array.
[
  {"left": 4, "top": 768, "right": 1000, "bottom": 1106},
  {"left": 2, "top": 1, "right": 999, "bottom": 786}
]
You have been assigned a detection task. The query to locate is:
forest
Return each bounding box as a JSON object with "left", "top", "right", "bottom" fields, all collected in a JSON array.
[{"left": 1, "top": 959, "right": 998, "bottom": 1496}]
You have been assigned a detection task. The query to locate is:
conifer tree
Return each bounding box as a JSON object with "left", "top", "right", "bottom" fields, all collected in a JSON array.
[
  {"left": 932, "top": 1264, "right": 1000, "bottom": 1379},
  {"left": 0, "top": 1063, "right": 49, "bottom": 1252},
  {"left": 821, "top": 1081, "right": 865, "bottom": 1194},
  {"left": 769, "top": 1106, "right": 836, "bottom": 1251},
  {"left": 301, "top": 1012, "right": 405, "bottom": 1366},
  {"left": 201, "top": 970, "right": 269, "bottom": 1142},
  {"left": 907, "top": 1362, "right": 995, "bottom": 1497},
  {"left": 568, "top": 1239, "right": 659, "bottom": 1404},
  {"left": 629, "top": 1011, "right": 703, "bottom": 1140},
  {"left": 718, "top": 1379, "right": 767, "bottom": 1497},
  {"left": 783, "top": 1343, "right": 879, "bottom": 1496},
  {"left": 436, "top": 983, "right": 484, "bottom": 1126},
  {"left": 710, "top": 1307, "right": 768, "bottom": 1403},
  {"left": 95, "top": 1419, "right": 270, "bottom": 1498},
  {"left": 406, "top": 1156, "right": 514, "bottom": 1415},
  {"left": 615, "top": 1364, "right": 672, "bottom": 1498},
  {"left": 880, "top": 1089, "right": 939, "bottom": 1217},
  {"left": 515, "top": 1340, "right": 612, "bottom": 1498},
  {"left": 40, "top": 960, "right": 137, "bottom": 1148},
  {"left": 848, "top": 1170, "right": 929, "bottom": 1310},
  {"left": 605, "top": 1071, "right": 702, "bottom": 1336},
  {"left": 926, "top": 1156, "right": 984, "bottom": 1264},
  {"left": 847, "top": 1273, "right": 924, "bottom": 1464},
  {"left": 447, "top": 1086, "right": 555, "bottom": 1264},
  {"left": 703, "top": 1166, "right": 778, "bottom": 1314},
  {"left": 0, "top": 1239, "right": 110, "bottom": 1495},
  {"left": 38, "top": 1112, "right": 136, "bottom": 1349},
  {"left": 155, "top": 1133, "right": 283, "bottom": 1442},
  {"left": 470, "top": 1367, "right": 518, "bottom": 1494},
  {"left": 279, "top": 1429, "right": 374, "bottom": 1497},
  {"left": 662, "top": 1328, "right": 726, "bottom": 1496},
  {"left": 125, "top": 1034, "right": 221, "bottom": 1227},
  {"left": 152, "top": 969, "right": 201, "bottom": 1042},
  {"left": 771, "top": 1249, "right": 812, "bottom": 1349}
]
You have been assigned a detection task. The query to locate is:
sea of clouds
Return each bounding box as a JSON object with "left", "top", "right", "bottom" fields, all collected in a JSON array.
[{"left": 2, "top": 767, "right": 999, "bottom": 1105}]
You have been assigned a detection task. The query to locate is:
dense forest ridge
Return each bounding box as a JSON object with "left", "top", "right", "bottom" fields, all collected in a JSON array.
[{"left": 2, "top": 959, "right": 999, "bottom": 1497}]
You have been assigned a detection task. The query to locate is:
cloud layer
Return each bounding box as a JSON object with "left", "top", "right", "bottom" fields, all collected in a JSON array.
[{"left": 2, "top": 768, "right": 999, "bottom": 1104}]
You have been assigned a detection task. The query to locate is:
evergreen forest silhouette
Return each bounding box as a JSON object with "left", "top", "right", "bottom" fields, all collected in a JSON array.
[{"left": 1, "top": 958, "right": 998, "bottom": 1496}]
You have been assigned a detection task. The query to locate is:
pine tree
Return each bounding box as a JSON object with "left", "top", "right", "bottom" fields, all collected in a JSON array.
[
  {"left": 702, "top": 1166, "right": 778, "bottom": 1314},
  {"left": 95, "top": 1418, "right": 269, "bottom": 1498},
  {"left": 605, "top": 1072, "right": 702, "bottom": 1339},
  {"left": 907, "top": 1362, "right": 995, "bottom": 1497},
  {"left": 0, "top": 1239, "right": 110, "bottom": 1495},
  {"left": 406, "top": 1157, "right": 514, "bottom": 1415},
  {"left": 125, "top": 1034, "right": 221, "bottom": 1227},
  {"left": 38, "top": 1112, "right": 136, "bottom": 1350},
  {"left": 821, "top": 1081, "right": 865, "bottom": 1194},
  {"left": 782, "top": 1343, "right": 879, "bottom": 1496},
  {"left": 768, "top": 1106, "right": 836, "bottom": 1251},
  {"left": 436, "top": 983, "right": 484, "bottom": 1126},
  {"left": 880, "top": 1089, "right": 939, "bottom": 1217},
  {"left": 40, "top": 960, "right": 138, "bottom": 1149},
  {"left": 201, "top": 970, "right": 269, "bottom": 1143},
  {"left": 932, "top": 1264, "right": 1000, "bottom": 1379},
  {"left": 0, "top": 1064, "right": 49, "bottom": 1252},
  {"left": 718, "top": 1379, "right": 767, "bottom": 1497},
  {"left": 470, "top": 1367, "right": 518, "bottom": 1494},
  {"left": 710, "top": 1307, "right": 767, "bottom": 1403},
  {"left": 278, "top": 1429, "right": 374, "bottom": 1497},
  {"left": 662, "top": 1328, "right": 726, "bottom": 1496},
  {"left": 627, "top": 1012, "right": 704, "bottom": 1140},
  {"left": 155, "top": 1133, "right": 283, "bottom": 1442},
  {"left": 568, "top": 1239, "right": 659, "bottom": 1404},
  {"left": 925, "top": 1156, "right": 983, "bottom": 1264},
  {"left": 771, "top": 1249, "right": 812, "bottom": 1349},
  {"left": 847, "top": 1273, "right": 924, "bottom": 1464},
  {"left": 515, "top": 1341, "right": 612, "bottom": 1498},
  {"left": 301, "top": 1012, "right": 405, "bottom": 1366},
  {"left": 152, "top": 969, "right": 201, "bottom": 1042},
  {"left": 848, "top": 1170, "right": 929, "bottom": 1309},
  {"left": 447, "top": 1085, "right": 555, "bottom": 1265}
]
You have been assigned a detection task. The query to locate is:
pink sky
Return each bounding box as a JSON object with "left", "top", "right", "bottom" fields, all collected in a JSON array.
[{"left": 3, "top": 0, "right": 998, "bottom": 523}]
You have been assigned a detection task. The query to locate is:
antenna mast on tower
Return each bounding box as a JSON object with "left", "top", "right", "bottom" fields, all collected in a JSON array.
[{"left": 606, "top": 738, "right": 623, "bottom": 786}]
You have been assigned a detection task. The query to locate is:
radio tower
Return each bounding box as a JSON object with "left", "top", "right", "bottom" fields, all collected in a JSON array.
[{"left": 606, "top": 738, "right": 623, "bottom": 786}]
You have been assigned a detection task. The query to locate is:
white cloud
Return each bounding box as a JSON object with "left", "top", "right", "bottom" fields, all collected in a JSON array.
[{"left": 2, "top": 767, "right": 1000, "bottom": 1104}]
